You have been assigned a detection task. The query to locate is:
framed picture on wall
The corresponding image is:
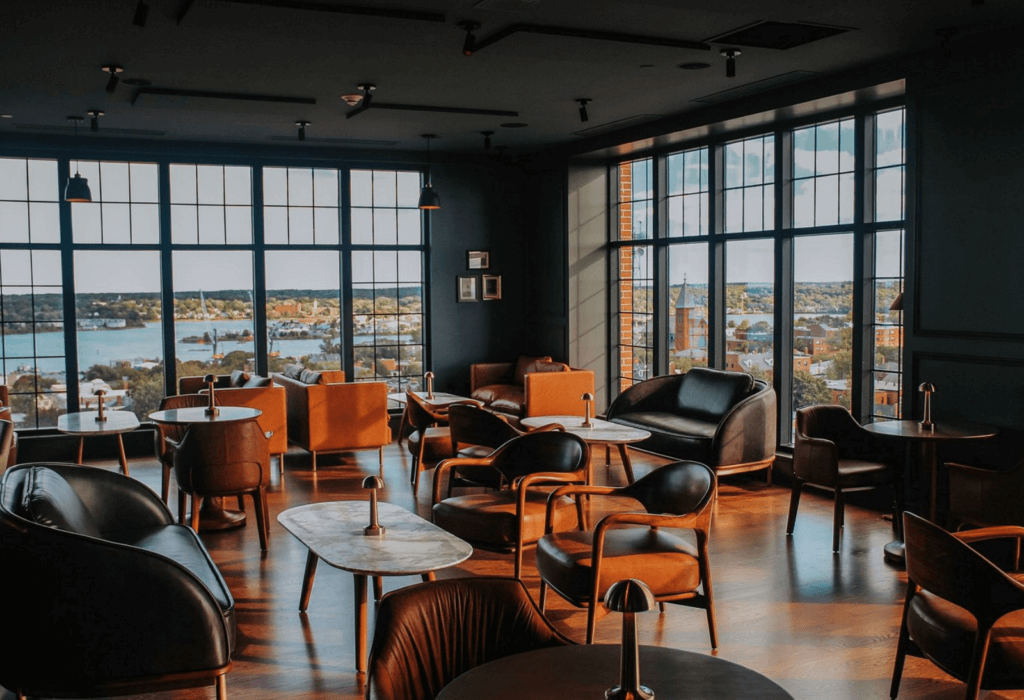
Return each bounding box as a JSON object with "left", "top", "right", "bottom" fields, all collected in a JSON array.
[
  {"left": 482, "top": 274, "right": 502, "bottom": 300},
  {"left": 467, "top": 251, "right": 490, "bottom": 269},
  {"left": 457, "top": 275, "right": 479, "bottom": 302}
]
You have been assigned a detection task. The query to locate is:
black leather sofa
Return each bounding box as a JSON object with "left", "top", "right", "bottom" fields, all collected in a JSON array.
[
  {"left": 606, "top": 368, "right": 778, "bottom": 482},
  {"left": 0, "top": 463, "right": 235, "bottom": 699}
]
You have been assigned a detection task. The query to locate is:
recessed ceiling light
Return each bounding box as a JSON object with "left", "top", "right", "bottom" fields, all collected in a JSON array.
[
  {"left": 0, "top": 115, "right": 12, "bottom": 119},
  {"left": 500, "top": 122, "right": 528, "bottom": 128},
  {"left": 679, "top": 62, "right": 711, "bottom": 70}
]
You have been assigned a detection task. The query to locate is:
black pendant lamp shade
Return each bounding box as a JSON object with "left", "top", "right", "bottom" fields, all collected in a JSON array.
[
  {"left": 418, "top": 134, "right": 440, "bottom": 210},
  {"left": 64, "top": 116, "right": 92, "bottom": 203}
]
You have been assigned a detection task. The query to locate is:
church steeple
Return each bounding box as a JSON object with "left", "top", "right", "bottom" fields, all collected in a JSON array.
[{"left": 675, "top": 274, "right": 693, "bottom": 309}]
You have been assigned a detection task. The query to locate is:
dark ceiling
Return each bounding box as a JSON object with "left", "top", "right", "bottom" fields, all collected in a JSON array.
[{"left": 2, "top": 0, "right": 1022, "bottom": 155}]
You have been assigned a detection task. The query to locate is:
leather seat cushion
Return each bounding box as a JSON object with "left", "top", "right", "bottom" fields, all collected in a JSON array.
[
  {"left": 409, "top": 428, "right": 454, "bottom": 462},
  {"left": 457, "top": 445, "right": 496, "bottom": 459},
  {"left": 433, "top": 491, "right": 578, "bottom": 548},
  {"left": 835, "top": 457, "right": 890, "bottom": 488},
  {"left": 908, "top": 590, "right": 1024, "bottom": 686},
  {"left": 110, "top": 525, "right": 235, "bottom": 614},
  {"left": 472, "top": 385, "right": 525, "bottom": 417},
  {"left": 537, "top": 528, "right": 701, "bottom": 603},
  {"left": 609, "top": 412, "right": 716, "bottom": 462}
]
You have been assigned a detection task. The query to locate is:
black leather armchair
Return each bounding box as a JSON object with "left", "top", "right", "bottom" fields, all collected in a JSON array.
[
  {"left": 606, "top": 368, "right": 777, "bottom": 482},
  {"left": 0, "top": 463, "right": 235, "bottom": 700}
]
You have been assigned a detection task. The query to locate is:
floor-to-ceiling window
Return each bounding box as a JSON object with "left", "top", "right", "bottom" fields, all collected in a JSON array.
[
  {"left": 610, "top": 104, "right": 906, "bottom": 443},
  {"left": 0, "top": 149, "right": 428, "bottom": 430}
]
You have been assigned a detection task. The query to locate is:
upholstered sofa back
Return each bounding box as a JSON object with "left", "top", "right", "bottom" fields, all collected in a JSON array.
[{"left": 470, "top": 356, "right": 595, "bottom": 422}]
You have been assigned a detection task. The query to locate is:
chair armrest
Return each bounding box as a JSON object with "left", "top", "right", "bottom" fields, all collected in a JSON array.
[
  {"left": 713, "top": 384, "right": 777, "bottom": 467},
  {"left": 543, "top": 485, "right": 619, "bottom": 532},
  {"left": 524, "top": 370, "right": 595, "bottom": 418},
  {"left": 955, "top": 525, "right": 1024, "bottom": 544},
  {"left": 431, "top": 456, "right": 494, "bottom": 506},
  {"left": 471, "top": 363, "right": 513, "bottom": 392},
  {"left": 793, "top": 436, "right": 839, "bottom": 483},
  {"left": 1, "top": 529, "right": 232, "bottom": 684}
]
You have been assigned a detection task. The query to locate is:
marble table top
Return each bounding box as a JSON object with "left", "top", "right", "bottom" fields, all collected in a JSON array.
[
  {"left": 148, "top": 405, "right": 262, "bottom": 424},
  {"left": 58, "top": 410, "right": 140, "bottom": 435},
  {"left": 278, "top": 500, "right": 473, "bottom": 577},
  {"left": 520, "top": 415, "right": 651, "bottom": 444}
]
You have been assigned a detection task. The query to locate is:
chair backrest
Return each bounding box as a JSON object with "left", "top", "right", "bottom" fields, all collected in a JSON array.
[
  {"left": 365, "top": 576, "right": 571, "bottom": 700},
  {"left": 447, "top": 403, "right": 519, "bottom": 453},
  {"left": 154, "top": 394, "right": 210, "bottom": 460},
  {"left": 795, "top": 404, "right": 863, "bottom": 447},
  {"left": 488, "top": 430, "right": 589, "bottom": 481},
  {"left": 619, "top": 460, "right": 716, "bottom": 515},
  {"left": 173, "top": 419, "right": 270, "bottom": 494},
  {"left": 406, "top": 390, "right": 444, "bottom": 434},
  {"left": 904, "top": 512, "right": 1024, "bottom": 627}
]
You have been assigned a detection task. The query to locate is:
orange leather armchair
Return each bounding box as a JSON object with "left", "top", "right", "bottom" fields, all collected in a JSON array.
[
  {"left": 366, "top": 577, "right": 572, "bottom": 700},
  {"left": 892, "top": 512, "right": 1024, "bottom": 700},
  {"left": 536, "top": 460, "right": 718, "bottom": 645},
  {"left": 272, "top": 370, "right": 391, "bottom": 471},
  {"left": 470, "top": 356, "right": 595, "bottom": 425}
]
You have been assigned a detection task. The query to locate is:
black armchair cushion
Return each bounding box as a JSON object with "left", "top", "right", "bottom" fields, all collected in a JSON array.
[
  {"left": 609, "top": 412, "right": 717, "bottom": 463},
  {"left": 676, "top": 367, "right": 753, "bottom": 422},
  {"left": 243, "top": 374, "right": 272, "bottom": 388},
  {"left": 17, "top": 466, "right": 101, "bottom": 537}
]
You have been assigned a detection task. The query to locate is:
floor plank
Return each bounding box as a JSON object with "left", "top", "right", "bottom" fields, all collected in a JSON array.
[{"left": 5, "top": 442, "right": 1021, "bottom": 700}]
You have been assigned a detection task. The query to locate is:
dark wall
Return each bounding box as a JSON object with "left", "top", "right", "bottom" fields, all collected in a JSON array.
[
  {"left": 426, "top": 159, "right": 529, "bottom": 395},
  {"left": 905, "top": 43, "right": 1024, "bottom": 467}
]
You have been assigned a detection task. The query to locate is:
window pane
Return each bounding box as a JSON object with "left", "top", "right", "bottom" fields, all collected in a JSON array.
[
  {"left": 172, "top": 164, "right": 251, "bottom": 244},
  {"left": 265, "top": 250, "right": 341, "bottom": 372},
  {"left": 667, "top": 243, "right": 709, "bottom": 372},
  {"left": 727, "top": 239, "right": 774, "bottom": 381},
  {"left": 75, "top": 251, "right": 163, "bottom": 420},
  {"left": 722, "top": 135, "right": 773, "bottom": 234}
]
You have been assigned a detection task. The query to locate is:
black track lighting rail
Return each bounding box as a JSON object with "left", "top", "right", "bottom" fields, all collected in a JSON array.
[
  {"left": 214, "top": 0, "right": 446, "bottom": 23},
  {"left": 469, "top": 23, "right": 710, "bottom": 54},
  {"left": 131, "top": 86, "right": 316, "bottom": 106},
  {"left": 346, "top": 103, "right": 518, "bottom": 119}
]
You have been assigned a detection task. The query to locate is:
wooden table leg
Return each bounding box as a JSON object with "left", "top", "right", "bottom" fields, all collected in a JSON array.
[
  {"left": 922, "top": 441, "right": 939, "bottom": 523},
  {"left": 116, "top": 434, "right": 130, "bottom": 476},
  {"left": 422, "top": 570, "right": 436, "bottom": 582},
  {"left": 353, "top": 573, "right": 368, "bottom": 673},
  {"left": 373, "top": 576, "right": 383, "bottom": 603},
  {"left": 299, "top": 551, "right": 319, "bottom": 612},
  {"left": 617, "top": 443, "right": 636, "bottom": 484},
  {"left": 77, "top": 436, "right": 84, "bottom": 464}
]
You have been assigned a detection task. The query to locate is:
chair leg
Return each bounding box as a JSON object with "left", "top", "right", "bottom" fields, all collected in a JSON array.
[
  {"left": 311, "top": 451, "right": 317, "bottom": 472},
  {"left": 161, "top": 464, "right": 171, "bottom": 505},
  {"left": 765, "top": 463, "right": 772, "bottom": 486},
  {"left": 252, "top": 488, "right": 268, "bottom": 551},
  {"left": 586, "top": 600, "right": 598, "bottom": 644},
  {"left": 698, "top": 536, "right": 718, "bottom": 650},
  {"left": 890, "top": 612, "right": 911, "bottom": 698},
  {"left": 538, "top": 581, "right": 548, "bottom": 611},
  {"left": 178, "top": 488, "right": 187, "bottom": 525},
  {"left": 190, "top": 493, "right": 201, "bottom": 532},
  {"left": 279, "top": 453, "right": 285, "bottom": 477},
  {"left": 379, "top": 446, "right": 384, "bottom": 478},
  {"left": 236, "top": 494, "right": 245, "bottom": 511},
  {"left": 215, "top": 673, "right": 227, "bottom": 700},
  {"left": 786, "top": 479, "right": 803, "bottom": 534},
  {"left": 833, "top": 488, "right": 845, "bottom": 553}
]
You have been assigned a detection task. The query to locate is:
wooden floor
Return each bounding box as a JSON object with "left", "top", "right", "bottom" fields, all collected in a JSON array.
[{"left": 5, "top": 441, "right": 1020, "bottom": 700}]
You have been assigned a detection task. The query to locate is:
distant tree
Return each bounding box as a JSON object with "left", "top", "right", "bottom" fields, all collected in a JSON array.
[{"left": 793, "top": 371, "right": 831, "bottom": 409}]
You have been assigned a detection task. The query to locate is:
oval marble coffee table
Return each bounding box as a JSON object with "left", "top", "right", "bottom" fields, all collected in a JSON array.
[
  {"left": 278, "top": 500, "right": 473, "bottom": 673},
  {"left": 521, "top": 415, "right": 651, "bottom": 484}
]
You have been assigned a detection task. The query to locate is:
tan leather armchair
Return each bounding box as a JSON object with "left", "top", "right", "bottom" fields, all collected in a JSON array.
[
  {"left": 366, "top": 577, "right": 572, "bottom": 700},
  {"left": 536, "top": 460, "right": 718, "bottom": 645},
  {"left": 892, "top": 513, "right": 1024, "bottom": 700},
  {"left": 470, "top": 356, "right": 595, "bottom": 424},
  {"left": 272, "top": 370, "right": 391, "bottom": 471}
]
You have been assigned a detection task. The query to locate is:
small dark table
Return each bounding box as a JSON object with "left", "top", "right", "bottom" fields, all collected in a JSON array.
[
  {"left": 435, "top": 644, "right": 793, "bottom": 700},
  {"left": 864, "top": 419, "right": 998, "bottom": 565},
  {"left": 149, "top": 405, "right": 263, "bottom": 531}
]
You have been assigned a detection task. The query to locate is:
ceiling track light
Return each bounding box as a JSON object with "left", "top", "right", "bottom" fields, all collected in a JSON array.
[
  {"left": 418, "top": 134, "right": 440, "bottom": 210},
  {"left": 458, "top": 20, "right": 481, "bottom": 56},
  {"left": 481, "top": 130, "right": 494, "bottom": 149},
  {"left": 102, "top": 64, "right": 124, "bottom": 94},
  {"left": 576, "top": 98, "right": 591, "bottom": 123},
  {"left": 720, "top": 48, "right": 740, "bottom": 78},
  {"left": 87, "top": 109, "right": 104, "bottom": 132},
  {"left": 133, "top": 0, "right": 149, "bottom": 27},
  {"left": 65, "top": 116, "right": 91, "bottom": 203},
  {"left": 295, "top": 120, "right": 310, "bottom": 141}
]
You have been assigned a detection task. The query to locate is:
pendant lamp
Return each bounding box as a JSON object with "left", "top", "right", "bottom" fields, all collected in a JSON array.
[
  {"left": 64, "top": 116, "right": 92, "bottom": 203},
  {"left": 418, "top": 134, "right": 440, "bottom": 210}
]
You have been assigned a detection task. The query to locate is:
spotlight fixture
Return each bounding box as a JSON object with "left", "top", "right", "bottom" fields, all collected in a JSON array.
[
  {"left": 341, "top": 93, "right": 363, "bottom": 107},
  {"left": 481, "top": 130, "right": 494, "bottom": 149},
  {"left": 87, "top": 109, "right": 104, "bottom": 132},
  {"left": 576, "top": 98, "right": 591, "bottom": 123},
  {"left": 458, "top": 20, "right": 481, "bottom": 56},
  {"left": 64, "top": 116, "right": 91, "bottom": 203},
  {"left": 418, "top": 134, "right": 440, "bottom": 210},
  {"left": 720, "top": 48, "right": 740, "bottom": 78},
  {"left": 102, "top": 64, "right": 124, "bottom": 93},
  {"left": 295, "top": 120, "right": 310, "bottom": 141},
  {"left": 133, "top": 0, "right": 149, "bottom": 27}
]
